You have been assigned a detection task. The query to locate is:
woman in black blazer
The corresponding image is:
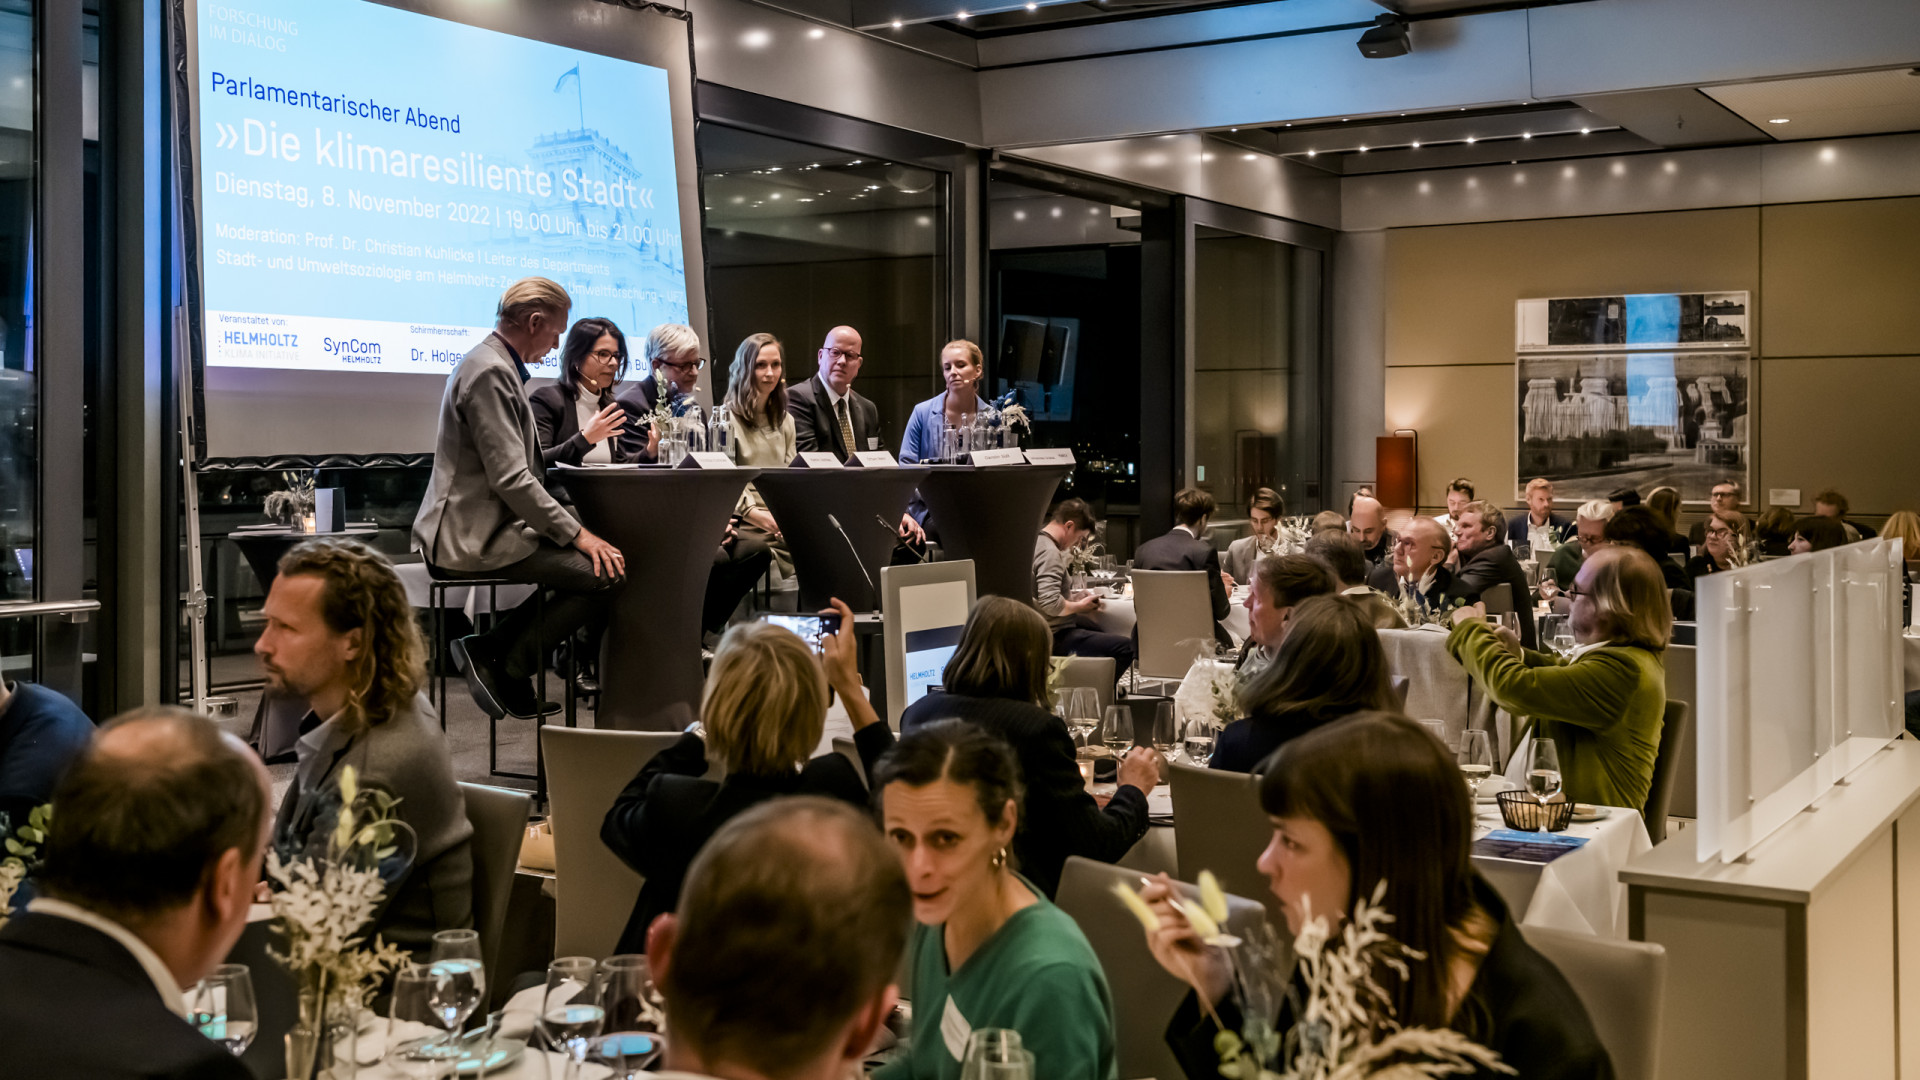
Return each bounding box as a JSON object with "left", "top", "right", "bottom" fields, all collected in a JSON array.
[
  {"left": 601, "top": 600, "right": 894, "bottom": 953},
  {"left": 897, "top": 595, "right": 1160, "bottom": 897},
  {"left": 1210, "top": 594, "right": 1395, "bottom": 773},
  {"left": 529, "top": 317, "right": 633, "bottom": 468},
  {"left": 1143, "top": 712, "right": 1614, "bottom": 1080}
]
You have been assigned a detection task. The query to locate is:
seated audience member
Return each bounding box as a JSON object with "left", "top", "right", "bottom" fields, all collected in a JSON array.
[
  {"left": 255, "top": 539, "right": 473, "bottom": 956},
  {"left": 1434, "top": 476, "right": 1475, "bottom": 537},
  {"left": 1603, "top": 505, "right": 1689, "bottom": 591},
  {"left": 1347, "top": 494, "right": 1395, "bottom": 570},
  {"left": 1645, "top": 486, "right": 1692, "bottom": 556},
  {"left": 1135, "top": 487, "right": 1232, "bottom": 646},
  {"left": 1224, "top": 487, "right": 1285, "bottom": 586},
  {"left": 1607, "top": 486, "right": 1642, "bottom": 511},
  {"left": 1448, "top": 546, "right": 1669, "bottom": 811},
  {"left": 1309, "top": 509, "right": 1346, "bottom": 534},
  {"left": 616, "top": 324, "right": 775, "bottom": 638},
  {"left": 0, "top": 677, "right": 93, "bottom": 829},
  {"left": 1687, "top": 510, "right": 1746, "bottom": 580},
  {"left": 414, "top": 277, "right": 623, "bottom": 720},
  {"left": 646, "top": 798, "right": 912, "bottom": 1080},
  {"left": 1882, "top": 510, "right": 1920, "bottom": 565},
  {"left": 1754, "top": 506, "right": 1797, "bottom": 558},
  {"left": 1140, "top": 713, "right": 1612, "bottom": 1080},
  {"left": 1304, "top": 530, "right": 1404, "bottom": 630},
  {"left": 1544, "top": 499, "right": 1615, "bottom": 594},
  {"left": 529, "top": 316, "right": 632, "bottom": 468},
  {"left": 0, "top": 707, "right": 267, "bottom": 1080},
  {"left": 1369, "top": 515, "right": 1453, "bottom": 616},
  {"left": 1815, "top": 488, "right": 1875, "bottom": 541},
  {"left": 603, "top": 600, "right": 891, "bottom": 953},
  {"left": 1507, "top": 477, "right": 1570, "bottom": 552},
  {"left": 722, "top": 332, "right": 800, "bottom": 574},
  {"left": 873, "top": 721, "right": 1119, "bottom": 1080},
  {"left": 1239, "top": 553, "right": 1339, "bottom": 675},
  {"left": 900, "top": 597, "right": 1157, "bottom": 897},
  {"left": 1033, "top": 499, "right": 1136, "bottom": 672},
  {"left": 1688, "top": 480, "right": 1744, "bottom": 547},
  {"left": 1213, "top": 595, "right": 1395, "bottom": 773},
  {"left": 1445, "top": 501, "right": 1537, "bottom": 650},
  {"left": 1790, "top": 515, "right": 1849, "bottom": 554}
]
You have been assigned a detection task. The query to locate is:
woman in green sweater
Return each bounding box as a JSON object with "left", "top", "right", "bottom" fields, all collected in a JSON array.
[
  {"left": 1446, "top": 545, "right": 1671, "bottom": 812},
  {"left": 873, "top": 721, "right": 1119, "bottom": 1080}
]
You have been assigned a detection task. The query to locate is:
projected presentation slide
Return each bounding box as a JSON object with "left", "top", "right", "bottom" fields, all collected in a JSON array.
[{"left": 196, "top": 0, "right": 688, "bottom": 376}]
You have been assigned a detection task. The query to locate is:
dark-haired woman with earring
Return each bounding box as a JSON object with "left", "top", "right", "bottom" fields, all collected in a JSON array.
[
  {"left": 872, "top": 721, "right": 1120, "bottom": 1080},
  {"left": 529, "top": 317, "right": 631, "bottom": 467}
]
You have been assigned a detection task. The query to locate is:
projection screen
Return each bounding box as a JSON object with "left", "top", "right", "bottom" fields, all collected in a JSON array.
[{"left": 179, "top": 0, "right": 707, "bottom": 460}]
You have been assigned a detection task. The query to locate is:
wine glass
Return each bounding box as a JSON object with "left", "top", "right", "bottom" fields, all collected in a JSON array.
[
  {"left": 1100, "top": 705, "right": 1134, "bottom": 756},
  {"left": 1066, "top": 688, "right": 1100, "bottom": 745},
  {"left": 1417, "top": 719, "right": 1448, "bottom": 750},
  {"left": 1150, "top": 701, "right": 1178, "bottom": 755},
  {"left": 1180, "top": 714, "right": 1215, "bottom": 766},
  {"left": 388, "top": 965, "right": 457, "bottom": 1078},
  {"left": 541, "top": 957, "right": 605, "bottom": 1079},
  {"left": 1528, "top": 738, "right": 1563, "bottom": 830},
  {"left": 189, "top": 964, "right": 257, "bottom": 1056},
  {"left": 599, "top": 955, "right": 662, "bottom": 1034},
  {"left": 1459, "top": 730, "right": 1494, "bottom": 799},
  {"left": 1551, "top": 618, "right": 1576, "bottom": 658},
  {"left": 1495, "top": 612, "right": 1522, "bottom": 646}
]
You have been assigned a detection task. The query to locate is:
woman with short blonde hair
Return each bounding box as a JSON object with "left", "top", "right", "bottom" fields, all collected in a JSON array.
[
  {"left": 1880, "top": 510, "right": 1920, "bottom": 563},
  {"left": 702, "top": 621, "right": 828, "bottom": 775}
]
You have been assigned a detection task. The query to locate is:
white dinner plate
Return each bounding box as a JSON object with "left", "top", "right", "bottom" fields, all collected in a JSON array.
[{"left": 1570, "top": 804, "right": 1611, "bottom": 822}]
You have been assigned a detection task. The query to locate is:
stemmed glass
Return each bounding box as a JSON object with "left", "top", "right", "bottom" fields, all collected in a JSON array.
[
  {"left": 1459, "top": 730, "right": 1494, "bottom": 800},
  {"left": 541, "top": 957, "right": 605, "bottom": 1080},
  {"left": 427, "top": 929, "right": 487, "bottom": 1053},
  {"left": 1528, "top": 738, "right": 1564, "bottom": 831},
  {"left": 189, "top": 964, "right": 258, "bottom": 1056},
  {"left": 388, "top": 965, "right": 457, "bottom": 1078},
  {"left": 591, "top": 955, "right": 664, "bottom": 1080},
  {"left": 1180, "top": 714, "right": 1216, "bottom": 766},
  {"left": 1065, "top": 688, "right": 1100, "bottom": 746},
  {"left": 1100, "top": 705, "right": 1134, "bottom": 756},
  {"left": 1150, "top": 701, "right": 1178, "bottom": 756}
]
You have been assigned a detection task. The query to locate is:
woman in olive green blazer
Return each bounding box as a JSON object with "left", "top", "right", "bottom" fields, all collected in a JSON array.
[{"left": 1446, "top": 545, "right": 1671, "bottom": 812}]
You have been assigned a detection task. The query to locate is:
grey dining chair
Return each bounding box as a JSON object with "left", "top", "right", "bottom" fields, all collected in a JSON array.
[
  {"left": 1480, "top": 582, "right": 1515, "bottom": 615},
  {"left": 1055, "top": 856, "right": 1280, "bottom": 1080},
  {"left": 1642, "top": 701, "right": 1690, "bottom": 845},
  {"left": 831, "top": 736, "right": 867, "bottom": 789},
  {"left": 1659, "top": 645, "right": 1698, "bottom": 820},
  {"left": 1521, "top": 925, "right": 1668, "bottom": 1080},
  {"left": 541, "top": 724, "right": 696, "bottom": 959},
  {"left": 1052, "top": 655, "right": 1117, "bottom": 715},
  {"left": 1133, "top": 569, "right": 1218, "bottom": 682},
  {"left": 456, "top": 781, "right": 532, "bottom": 990},
  {"left": 1168, "top": 760, "right": 1283, "bottom": 926}
]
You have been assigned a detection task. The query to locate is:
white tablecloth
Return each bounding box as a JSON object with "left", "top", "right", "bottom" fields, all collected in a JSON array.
[
  {"left": 1086, "top": 587, "right": 1252, "bottom": 643},
  {"left": 353, "top": 984, "right": 614, "bottom": 1079}
]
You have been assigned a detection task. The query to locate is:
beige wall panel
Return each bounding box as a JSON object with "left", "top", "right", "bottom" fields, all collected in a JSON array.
[
  {"left": 1758, "top": 356, "right": 1920, "bottom": 518},
  {"left": 1384, "top": 364, "right": 1514, "bottom": 510},
  {"left": 1640, "top": 891, "right": 1791, "bottom": 1080},
  {"left": 1806, "top": 827, "right": 1896, "bottom": 1080},
  {"left": 1762, "top": 197, "right": 1920, "bottom": 358},
  {"left": 1384, "top": 207, "right": 1760, "bottom": 368}
]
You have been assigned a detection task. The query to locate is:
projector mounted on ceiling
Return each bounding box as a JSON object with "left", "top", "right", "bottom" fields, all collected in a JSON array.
[{"left": 1357, "top": 14, "right": 1410, "bottom": 58}]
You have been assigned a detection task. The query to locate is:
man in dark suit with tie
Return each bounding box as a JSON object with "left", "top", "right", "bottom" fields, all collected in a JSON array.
[
  {"left": 787, "top": 324, "right": 924, "bottom": 544},
  {"left": 0, "top": 706, "right": 269, "bottom": 1080},
  {"left": 1369, "top": 515, "right": 1456, "bottom": 618},
  {"left": 1133, "top": 487, "right": 1233, "bottom": 646}
]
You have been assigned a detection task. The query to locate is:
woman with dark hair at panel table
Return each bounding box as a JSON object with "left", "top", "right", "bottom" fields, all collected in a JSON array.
[
  {"left": 872, "top": 721, "right": 1120, "bottom": 1080},
  {"left": 1790, "top": 514, "right": 1850, "bottom": 555},
  {"left": 1224, "top": 487, "right": 1285, "bottom": 586},
  {"left": 900, "top": 596, "right": 1160, "bottom": 898},
  {"left": 1448, "top": 545, "right": 1669, "bottom": 812},
  {"left": 600, "top": 598, "right": 895, "bottom": 954},
  {"left": 722, "top": 332, "right": 799, "bottom": 574},
  {"left": 528, "top": 316, "right": 632, "bottom": 467},
  {"left": 1754, "top": 506, "right": 1796, "bottom": 558},
  {"left": 1687, "top": 509, "right": 1746, "bottom": 581},
  {"left": 1211, "top": 595, "right": 1396, "bottom": 773},
  {"left": 1139, "top": 712, "right": 1613, "bottom": 1080}
]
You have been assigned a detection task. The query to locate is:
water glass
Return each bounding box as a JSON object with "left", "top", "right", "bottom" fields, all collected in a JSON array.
[
  {"left": 1150, "top": 701, "right": 1178, "bottom": 754},
  {"left": 940, "top": 424, "right": 965, "bottom": 464},
  {"left": 388, "top": 965, "right": 457, "bottom": 1078},
  {"left": 1528, "top": 738, "right": 1564, "bottom": 828},
  {"left": 1100, "top": 705, "right": 1134, "bottom": 756},
  {"left": 1180, "top": 715, "right": 1216, "bottom": 766},
  {"left": 962, "top": 1030, "right": 1034, "bottom": 1080},
  {"left": 598, "top": 955, "right": 662, "bottom": 1034},
  {"left": 540, "top": 958, "right": 604, "bottom": 1077},
  {"left": 190, "top": 963, "right": 258, "bottom": 1056},
  {"left": 1459, "top": 730, "right": 1494, "bottom": 799}
]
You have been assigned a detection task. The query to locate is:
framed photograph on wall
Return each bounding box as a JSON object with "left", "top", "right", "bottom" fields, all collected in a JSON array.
[{"left": 1515, "top": 292, "right": 1750, "bottom": 504}]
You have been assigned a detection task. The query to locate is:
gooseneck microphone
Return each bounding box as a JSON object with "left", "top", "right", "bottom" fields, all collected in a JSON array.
[
  {"left": 826, "top": 513, "right": 879, "bottom": 606},
  {"left": 877, "top": 514, "right": 929, "bottom": 563}
]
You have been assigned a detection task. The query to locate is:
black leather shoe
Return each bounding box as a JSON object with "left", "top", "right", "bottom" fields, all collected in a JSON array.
[{"left": 454, "top": 637, "right": 561, "bottom": 720}]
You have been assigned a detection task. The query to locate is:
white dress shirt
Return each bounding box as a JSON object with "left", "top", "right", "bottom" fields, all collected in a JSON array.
[
  {"left": 27, "top": 897, "right": 187, "bottom": 1017},
  {"left": 572, "top": 387, "right": 613, "bottom": 465}
]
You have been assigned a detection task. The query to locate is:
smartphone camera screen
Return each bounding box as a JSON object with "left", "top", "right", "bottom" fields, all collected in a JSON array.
[{"left": 757, "top": 612, "right": 843, "bottom": 654}]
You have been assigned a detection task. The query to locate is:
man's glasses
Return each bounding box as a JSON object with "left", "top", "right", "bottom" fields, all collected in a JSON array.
[
  {"left": 1711, "top": 489, "right": 1738, "bottom": 501},
  {"left": 659, "top": 357, "right": 707, "bottom": 373},
  {"left": 822, "top": 346, "right": 863, "bottom": 362}
]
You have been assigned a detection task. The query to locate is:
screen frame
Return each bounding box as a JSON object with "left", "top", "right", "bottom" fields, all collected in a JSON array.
[
  {"left": 169, "top": 0, "right": 710, "bottom": 463},
  {"left": 880, "top": 558, "right": 977, "bottom": 729}
]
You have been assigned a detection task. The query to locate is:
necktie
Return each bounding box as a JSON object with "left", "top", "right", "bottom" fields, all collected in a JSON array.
[{"left": 836, "top": 397, "right": 857, "bottom": 459}]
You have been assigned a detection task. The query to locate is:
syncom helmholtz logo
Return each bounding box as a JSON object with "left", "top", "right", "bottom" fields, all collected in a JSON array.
[{"left": 323, "top": 335, "right": 385, "bottom": 365}]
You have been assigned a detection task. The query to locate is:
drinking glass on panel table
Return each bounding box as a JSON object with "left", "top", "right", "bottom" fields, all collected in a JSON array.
[
  {"left": 189, "top": 963, "right": 257, "bottom": 1057},
  {"left": 940, "top": 424, "right": 965, "bottom": 465},
  {"left": 1459, "top": 730, "right": 1494, "bottom": 799},
  {"left": 1151, "top": 701, "right": 1179, "bottom": 755},
  {"left": 1528, "top": 738, "right": 1563, "bottom": 829},
  {"left": 388, "top": 965, "right": 458, "bottom": 1078},
  {"left": 540, "top": 957, "right": 605, "bottom": 1080},
  {"left": 1180, "top": 714, "right": 1216, "bottom": 767},
  {"left": 1417, "top": 719, "right": 1448, "bottom": 751},
  {"left": 1100, "top": 705, "right": 1134, "bottom": 756}
]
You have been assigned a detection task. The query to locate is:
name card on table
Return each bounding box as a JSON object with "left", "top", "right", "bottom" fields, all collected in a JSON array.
[
  {"left": 1023, "top": 448, "right": 1076, "bottom": 466},
  {"left": 968, "top": 448, "right": 1027, "bottom": 466},
  {"left": 850, "top": 450, "right": 899, "bottom": 468},
  {"left": 675, "top": 451, "right": 735, "bottom": 469},
  {"left": 791, "top": 451, "right": 845, "bottom": 469}
]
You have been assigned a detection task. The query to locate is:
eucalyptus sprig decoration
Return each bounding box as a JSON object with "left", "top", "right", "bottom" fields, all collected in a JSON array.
[{"left": 0, "top": 803, "right": 50, "bottom": 927}]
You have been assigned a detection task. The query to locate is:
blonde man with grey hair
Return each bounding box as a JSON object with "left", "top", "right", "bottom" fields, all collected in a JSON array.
[
  {"left": 1544, "top": 498, "right": 1616, "bottom": 594},
  {"left": 414, "top": 277, "right": 625, "bottom": 720}
]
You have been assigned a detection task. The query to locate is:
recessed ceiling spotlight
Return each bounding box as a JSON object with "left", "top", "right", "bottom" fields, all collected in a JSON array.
[
  {"left": 1767, "top": 117, "right": 1790, "bottom": 124},
  {"left": 1410, "top": 140, "right": 1420, "bottom": 148},
  {"left": 891, "top": 19, "right": 902, "bottom": 27},
  {"left": 808, "top": 27, "right": 825, "bottom": 37},
  {"left": 1464, "top": 136, "right": 1476, "bottom": 144},
  {"left": 740, "top": 28, "right": 771, "bottom": 47},
  {"left": 1357, "top": 145, "right": 1368, "bottom": 152},
  {"left": 1243, "top": 153, "right": 1258, "bottom": 160},
  {"left": 1307, "top": 149, "right": 1317, "bottom": 157},
  {"left": 1664, "top": 161, "right": 1677, "bottom": 173},
  {"left": 1341, "top": 118, "right": 1349, "bottom": 122},
  {"left": 955, "top": 11, "right": 968, "bottom": 19},
  {"left": 1229, "top": 127, "right": 1238, "bottom": 132},
  {"left": 1050, "top": 206, "right": 1061, "bottom": 217},
  {"left": 1521, "top": 132, "right": 1532, "bottom": 139},
  {"left": 1013, "top": 210, "right": 1026, "bottom": 220},
  {"left": 1025, "top": 1, "right": 1036, "bottom": 8},
  {"left": 1580, "top": 127, "right": 1591, "bottom": 135}
]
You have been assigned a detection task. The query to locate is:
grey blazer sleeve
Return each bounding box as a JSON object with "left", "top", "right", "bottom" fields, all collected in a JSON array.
[{"left": 461, "top": 366, "right": 579, "bottom": 547}]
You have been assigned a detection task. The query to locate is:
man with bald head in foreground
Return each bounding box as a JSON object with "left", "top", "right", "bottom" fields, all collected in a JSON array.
[
  {"left": 787, "top": 324, "right": 925, "bottom": 542},
  {"left": 0, "top": 706, "right": 269, "bottom": 1079},
  {"left": 646, "top": 797, "right": 911, "bottom": 1080}
]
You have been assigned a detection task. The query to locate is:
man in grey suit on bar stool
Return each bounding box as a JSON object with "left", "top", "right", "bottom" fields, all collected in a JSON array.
[{"left": 413, "top": 277, "right": 626, "bottom": 719}]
